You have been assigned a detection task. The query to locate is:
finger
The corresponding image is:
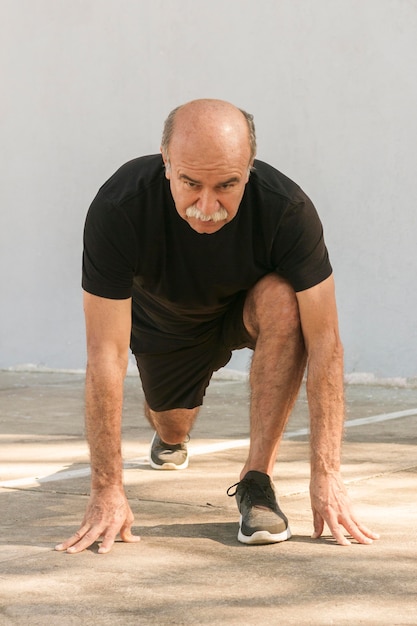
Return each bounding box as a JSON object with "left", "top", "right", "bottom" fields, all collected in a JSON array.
[
  {"left": 98, "top": 524, "right": 140, "bottom": 554},
  {"left": 322, "top": 511, "right": 351, "bottom": 546},
  {"left": 65, "top": 527, "right": 103, "bottom": 554},
  {"left": 96, "top": 524, "right": 141, "bottom": 554},
  {"left": 311, "top": 509, "right": 324, "bottom": 539},
  {"left": 98, "top": 535, "right": 116, "bottom": 554},
  {"left": 55, "top": 541, "right": 71, "bottom": 552},
  {"left": 333, "top": 530, "right": 352, "bottom": 546},
  {"left": 339, "top": 517, "right": 378, "bottom": 545},
  {"left": 329, "top": 524, "right": 352, "bottom": 546},
  {"left": 96, "top": 521, "right": 126, "bottom": 553},
  {"left": 120, "top": 519, "right": 141, "bottom": 544},
  {"left": 120, "top": 528, "right": 141, "bottom": 543},
  {"left": 55, "top": 525, "right": 90, "bottom": 551},
  {"left": 311, "top": 529, "right": 322, "bottom": 540},
  {"left": 355, "top": 522, "right": 380, "bottom": 541}
]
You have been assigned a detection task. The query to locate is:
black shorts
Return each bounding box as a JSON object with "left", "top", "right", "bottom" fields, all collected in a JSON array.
[{"left": 134, "top": 293, "right": 254, "bottom": 411}]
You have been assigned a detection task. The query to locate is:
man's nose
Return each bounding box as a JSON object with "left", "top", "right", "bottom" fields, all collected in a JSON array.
[{"left": 196, "top": 189, "right": 219, "bottom": 216}]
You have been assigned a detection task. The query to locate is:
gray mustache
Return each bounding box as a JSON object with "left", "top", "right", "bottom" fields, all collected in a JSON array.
[{"left": 185, "top": 204, "right": 228, "bottom": 222}]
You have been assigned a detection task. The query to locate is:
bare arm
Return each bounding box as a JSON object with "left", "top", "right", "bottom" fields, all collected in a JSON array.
[
  {"left": 55, "top": 292, "right": 140, "bottom": 554},
  {"left": 297, "top": 275, "right": 379, "bottom": 545},
  {"left": 84, "top": 292, "right": 131, "bottom": 489},
  {"left": 297, "top": 275, "right": 345, "bottom": 474}
]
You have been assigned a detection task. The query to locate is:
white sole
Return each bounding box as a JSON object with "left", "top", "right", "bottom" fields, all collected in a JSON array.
[
  {"left": 238, "top": 516, "right": 292, "bottom": 545},
  {"left": 149, "top": 458, "right": 189, "bottom": 470}
]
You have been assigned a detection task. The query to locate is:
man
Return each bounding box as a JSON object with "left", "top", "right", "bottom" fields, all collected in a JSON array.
[{"left": 56, "top": 99, "right": 379, "bottom": 554}]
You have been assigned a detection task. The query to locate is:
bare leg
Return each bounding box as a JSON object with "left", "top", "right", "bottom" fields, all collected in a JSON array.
[
  {"left": 242, "top": 274, "right": 307, "bottom": 479},
  {"left": 144, "top": 402, "right": 199, "bottom": 444}
]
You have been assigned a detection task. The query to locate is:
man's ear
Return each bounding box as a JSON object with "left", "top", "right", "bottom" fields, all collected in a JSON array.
[
  {"left": 245, "top": 159, "right": 255, "bottom": 183},
  {"left": 160, "top": 148, "right": 171, "bottom": 179}
]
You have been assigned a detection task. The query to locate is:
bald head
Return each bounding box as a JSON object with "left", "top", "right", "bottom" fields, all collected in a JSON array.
[
  {"left": 161, "top": 99, "right": 256, "bottom": 167},
  {"left": 160, "top": 100, "right": 256, "bottom": 234}
]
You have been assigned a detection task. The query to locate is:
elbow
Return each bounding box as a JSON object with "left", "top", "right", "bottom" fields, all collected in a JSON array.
[
  {"left": 86, "top": 342, "right": 129, "bottom": 376},
  {"left": 307, "top": 330, "right": 344, "bottom": 369}
]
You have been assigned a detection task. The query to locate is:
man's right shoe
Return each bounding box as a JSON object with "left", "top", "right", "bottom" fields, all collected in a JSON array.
[
  {"left": 227, "top": 470, "right": 291, "bottom": 545},
  {"left": 149, "top": 432, "right": 189, "bottom": 470}
]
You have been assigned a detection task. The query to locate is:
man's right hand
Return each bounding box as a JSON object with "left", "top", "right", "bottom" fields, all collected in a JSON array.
[{"left": 55, "top": 485, "right": 141, "bottom": 554}]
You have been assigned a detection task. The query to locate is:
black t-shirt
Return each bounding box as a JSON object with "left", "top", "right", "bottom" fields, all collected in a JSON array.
[{"left": 82, "top": 155, "right": 332, "bottom": 352}]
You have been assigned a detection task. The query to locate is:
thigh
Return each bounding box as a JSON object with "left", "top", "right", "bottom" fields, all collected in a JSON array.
[
  {"left": 221, "top": 290, "right": 256, "bottom": 351},
  {"left": 135, "top": 333, "right": 232, "bottom": 412},
  {"left": 243, "top": 274, "right": 298, "bottom": 339}
]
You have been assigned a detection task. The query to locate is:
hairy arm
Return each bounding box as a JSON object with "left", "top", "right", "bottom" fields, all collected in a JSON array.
[
  {"left": 84, "top": 292, "right": 131, "bottom": 489},
  {"left": 55, "top": 292, "right": 140, "bottom": 553},
  {"left": 297, "top": 275, "right": 379, "bottom": 545}
]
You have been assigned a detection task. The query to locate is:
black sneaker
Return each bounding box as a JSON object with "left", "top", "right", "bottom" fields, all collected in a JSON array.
[
  {"left": 227, "top": 470, "right": 291, "bottom": 545},
  {"left": 149, "top": 432, "right": 189, "bottom": 470}
]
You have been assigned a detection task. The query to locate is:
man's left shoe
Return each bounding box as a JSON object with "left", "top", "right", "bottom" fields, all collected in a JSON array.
[
  {"left": 149, "top": 432, "right": 189, "bottom": 470},
  {"left": 227, "top": 470, "right": 291, "bottom": 545}
]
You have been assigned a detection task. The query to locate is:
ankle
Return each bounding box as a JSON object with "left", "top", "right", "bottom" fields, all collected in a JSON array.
[
  {"left": 240, "top": 464, "right": 273, "bottom": 481},
  {"left": 157, "top": 431, "right": 189, "bottom": 446}
]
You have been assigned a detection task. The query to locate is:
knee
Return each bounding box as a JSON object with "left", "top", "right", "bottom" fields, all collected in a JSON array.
[{"left": 244, "top": 274, "right": 301, "bottom": 337}]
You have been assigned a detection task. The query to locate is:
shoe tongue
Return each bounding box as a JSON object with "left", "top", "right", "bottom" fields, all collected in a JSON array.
[{"left": 243, "top": 470, "right": 271, "bottom": 486}]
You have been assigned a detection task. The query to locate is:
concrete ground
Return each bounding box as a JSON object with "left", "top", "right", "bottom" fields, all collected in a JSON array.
[{"left": 0, "top": 369, "right": 416, "bottom": 626}]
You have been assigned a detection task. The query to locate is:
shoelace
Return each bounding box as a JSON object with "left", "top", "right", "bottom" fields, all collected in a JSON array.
[
  {"left": 226, "top": 482, "right": 240, "bottom": 497},
  {"left": 227, "top": 478, "right": 274, "bottom": 507},
  {"left": 163, "top": 442, "right": 185, "bottom": 453}
]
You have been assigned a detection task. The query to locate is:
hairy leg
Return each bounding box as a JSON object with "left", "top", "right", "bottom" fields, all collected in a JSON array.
[
  {"left": 242, "top": 274, "right": 307, "bottom": 479},
  {"left": 144, "top": 402, "right": 200, "bottom": 444}
]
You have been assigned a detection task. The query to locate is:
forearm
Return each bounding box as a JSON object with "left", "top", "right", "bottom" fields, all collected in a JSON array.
[
  {"left": 85, "top": 355, "right": 127, "bottom": 489},
  {"left": 306, "top": 338, "right": 345, "bottom": 474}
]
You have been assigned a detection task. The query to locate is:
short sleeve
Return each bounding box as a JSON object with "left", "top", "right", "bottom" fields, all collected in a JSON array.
[
  {"left": 273, "top": 196, "right": 333, "bottom": 292},
  {"left": 82, "top": 193, "right": 137, "bottom": 299}
]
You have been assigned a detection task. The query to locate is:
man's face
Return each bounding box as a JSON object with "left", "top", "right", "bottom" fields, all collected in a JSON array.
[{"left": 163, "top": 131, "right": 252, "bottom": 234}]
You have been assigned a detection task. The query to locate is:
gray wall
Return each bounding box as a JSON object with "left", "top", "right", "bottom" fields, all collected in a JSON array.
[{"left": 1, "top": 0, "right": 416, "bottom": 379}]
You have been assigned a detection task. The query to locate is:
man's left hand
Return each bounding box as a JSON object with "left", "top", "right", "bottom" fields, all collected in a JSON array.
[{"left": 309, "top": 470, "right": 380, "bottom": 545}]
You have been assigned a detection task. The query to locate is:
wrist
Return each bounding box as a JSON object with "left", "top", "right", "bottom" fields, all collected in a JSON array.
[
  {"left": 310, "top": 452, "right": 340, "bottom": 475},
  {"left": 91, "top": 467, "right": 123, "bottom": 490},
  {"left": 90, "top": 481, "right": 124, "bottom": 493}
]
